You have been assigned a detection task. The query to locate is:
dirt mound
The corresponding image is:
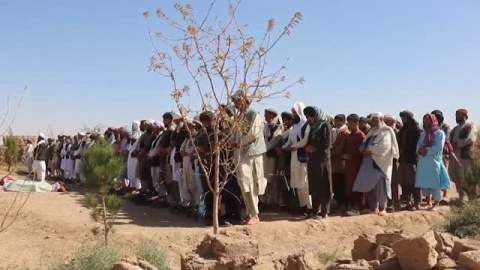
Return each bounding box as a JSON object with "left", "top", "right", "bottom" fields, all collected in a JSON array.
[{"left": 181, "top": 230, "right": 259, "bottom": 270}]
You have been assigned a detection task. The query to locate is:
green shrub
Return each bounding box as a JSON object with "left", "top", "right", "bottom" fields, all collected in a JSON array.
[
  {"left": 137, "top": 242, "right": 170, "bottom": 270},
  {"left": 51, "top": 244, "right": 121, "bottom": 270},
  {"left": 445, "top": 199, "right": 480, "bottom": 238},
  {"left": 83, "top": 138, "right": 124, "bottom": 245},
  {"left": 4, "top": 136, "right": 22, "bottom": 171}
]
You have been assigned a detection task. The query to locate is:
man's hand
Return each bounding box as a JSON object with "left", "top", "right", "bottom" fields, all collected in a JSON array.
[
  {"left": 305, "top": 145, "right": 317, "bottom": 153},
  {"left": 276, "top": 146, "right": 283, "bottom": 154},
  {"left": 341, "top": 153, "right": 352, "bottom": 160},
  {"left": 362, "top": 149, "right": 372, "bottom": 156},
  {"left": 418, "top": 147, "right": 428, "bottom": 156}
]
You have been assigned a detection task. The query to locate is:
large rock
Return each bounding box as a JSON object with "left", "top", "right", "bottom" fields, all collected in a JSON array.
[
  {"left": 332, "top": 264, "right": 370, "bottom": 270},
  {"left": 375, "top": 246, "right": 394, "bottom": 262},
  {"left": 434, "top": 231, "right": 459, "bottom": 255},
  {"left": 180, "top": 254, "right": 220, "bottom": 270},
  {"left": 392, "top": 231, "right": 438, "bottom": 270},
  {"left": 434, "top": 257, "right": 458, "bottom": 270},
  {"left": 451, "top": 240, "right": 480, "bottom": 260},
  {"left": 458, "top": 250, "right": 480, "bottom": 270},
  {"left": 352, "top": 234, "right": 376, "bottom": 261},
  {"left": 375, "top": 233, "right": 408, "bottom": 248},
  {"left": 197, "top": 233, "right": 258, "bottom": 267},
  {"left": 376, "top": 257, "right": 401, "bottom": 270},
  {"left": 137, "top": 259, "right": 158, "bottom": 270},
  {"left": 273, "top": 252, "right": 323, "bottom": 270},
  {"left": 182, "top": 233, "right": 259, "bottom": 270},
  {"left": 111, "top": 262, "right": 143, "bottom": 270}
]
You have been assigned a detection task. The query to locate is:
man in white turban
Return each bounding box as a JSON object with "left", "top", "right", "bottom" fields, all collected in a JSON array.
[
  {"left": 353, "top": 113, "right": 399, "bottom": 216},
  {"left": 282, "top": 102, "right": 312, "bottom": 217}
]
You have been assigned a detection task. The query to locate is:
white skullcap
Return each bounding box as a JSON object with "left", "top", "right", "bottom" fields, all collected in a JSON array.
[
  {"left": 144, "top": 119, "right": 153, "bottom": 125},
  {"left": 173, "top": 113, "right": 183, "bottom": 121},
  {"left": 384, "top": 114, "right": 396, "bottom": 121},
  {"left": 78, "top": 132, "right": 86, "bottom": 136},
  {"left": 38, "top": 133, "right": 46, "bottom": 138},
  {"left": 371, "top": 112, "right": 384, "bottom": 118}
]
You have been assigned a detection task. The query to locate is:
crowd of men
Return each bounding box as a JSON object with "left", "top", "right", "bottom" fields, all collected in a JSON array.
[{"left": 29, "top": 93, "right": 477, "bottom": 226}]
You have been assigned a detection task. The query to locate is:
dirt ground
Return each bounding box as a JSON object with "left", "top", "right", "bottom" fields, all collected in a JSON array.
[
  {"left": 0, "top": 164, "right": 458, "bottom": 269},
  {"left": 0, "top": 178, "right": 455, "bottom": 270}
]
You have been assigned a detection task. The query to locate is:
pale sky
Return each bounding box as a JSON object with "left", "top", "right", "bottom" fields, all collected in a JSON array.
[{"left": 1, "top": 0, "right": 479, "bottom": 136}]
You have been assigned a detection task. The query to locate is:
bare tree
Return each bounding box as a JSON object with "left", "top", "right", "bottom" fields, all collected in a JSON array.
[
  {"left": 1, "top": 86, "right": 29, "bottom": 234},
  {"left": 145, "top": 1, "right": 303, "bottom": 233}
]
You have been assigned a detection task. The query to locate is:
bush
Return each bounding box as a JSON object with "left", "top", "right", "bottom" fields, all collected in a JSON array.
[
  {"left": 445, "top": 199, "right": 480, "bottom": 238},
  {"left": 83, "top": 138, "right": 124, "bottom": 245},
  {"left": 4, "top": 135, "right": 22, "bottom": 171},
  {"left": 51, "top": 244, "right": 121, "bottom": 270},
  {"left": 137, "top": 242, "right": 170, "bottom": 270}
]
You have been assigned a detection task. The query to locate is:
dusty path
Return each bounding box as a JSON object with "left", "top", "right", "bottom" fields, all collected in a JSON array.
[{"left": 0, "top": 185, "right": 452, "bottom": 270}]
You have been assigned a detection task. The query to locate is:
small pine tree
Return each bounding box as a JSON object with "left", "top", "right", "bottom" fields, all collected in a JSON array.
[
  {"left": 4, "top": 136, "right": 22, "bottom": 171},
  {"left": 82, "top": 138, "right": 124, "bottom": 245}
]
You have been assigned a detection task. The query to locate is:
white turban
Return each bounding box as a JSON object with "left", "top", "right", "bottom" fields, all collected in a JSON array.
[
  {"left": 145, "top": 119, "right": 154, "bottom": 125},
  {"left": 38, "top": 133, "right": 46, "bottom": 139},
  {"left": 78, "top": 132, "right": 86, "bottom": 136},
  {"left": 173, "top": 113, "right": 183, "bottom": 121},
  {"left": 384, "top": 114, "right": 396, "bottom": 121},
  {"left": 371, "top": 112, "right": 384, "bottom": 118}
]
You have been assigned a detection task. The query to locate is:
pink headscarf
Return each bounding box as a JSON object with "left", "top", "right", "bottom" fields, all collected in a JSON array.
[{"left": 422, "top": 114, "right": 439, "bottom": 147}]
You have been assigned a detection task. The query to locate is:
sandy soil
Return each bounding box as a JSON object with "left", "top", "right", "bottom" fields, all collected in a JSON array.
[{"left": 0, "top": 179, "right": 454, "bottom": 270}]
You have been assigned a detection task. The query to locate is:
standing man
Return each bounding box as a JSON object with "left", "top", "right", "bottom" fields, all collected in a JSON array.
[
  {"left": 262, "top": 108, "right": 284, "bottom": 208},
  {"left": 24, "top": 140, "right": 34, "bottom": 173},
  {"left": 450, "top": 109, "right": 477, "bottom": 200},
  {"left": 282, "top": 102, "right": 312, "bottom": 217},
  {"left": 304, "top": 106, "right": 332, "bottom": 220},
  {"left": 33, "top": 133, "right": 49, "bottom": 181},
  {"left": 74, "top": 133, "right": 86, "bottom": 184},
  {"left": 331, "top": 114, "right": 349, "bottom": 213},
  {"left": 277, "top": 112, "right": 294, "bottom": 211},
  {"left": 353, "top": 113, "right": 399, "bottom": 216},
  {"left": 415, "top": 114, "right": 451, "bottom": 211},
  {"left": 384, "top": 114, "right": 401, "bottom": 209},
  {"left": 431, "top": 110, "right": 452, "bottom": 200},
  {"left": 232, "top": 91, "right": 267, "bottom": 225},
  {"left": 137, "top": 120, "right": 156, "bottom": 195},
  {"left": 343, "top": 114, "right": 366, "bottom": 216},
  {"left": 148, "top": 121, "right": 165, "bottom": 200},
  {"left": 397, "top": 110, "right": 422, "bottom": 210}
]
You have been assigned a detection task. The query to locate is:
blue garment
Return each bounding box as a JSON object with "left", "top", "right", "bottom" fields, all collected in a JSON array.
[{"left": 415, "top": 130, "right": 451, "bottom": 190}]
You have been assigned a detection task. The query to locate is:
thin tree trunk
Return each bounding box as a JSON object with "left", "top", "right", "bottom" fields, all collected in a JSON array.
[
  {"left": 213, "top": 190, "right": 220, "bottom": 234},
  {"left": 212, "top": 131, "right": 221, "bottom": 234},
  {"left": 102, "top": 196, "right": 108, "bottom": 245}
]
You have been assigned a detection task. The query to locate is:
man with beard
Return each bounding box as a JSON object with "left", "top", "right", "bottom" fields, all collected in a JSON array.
[
  {"left": 384, "top": 115, "right": 401, "bottom": 209},
  {"left": 353, "top": 113, "right": 399, "bottom": 216},
  {"left": 304, "top": 106, "right": 332, "bottom": 219},
  {"left": 331, "top": 114, "right": 349, "bottom": 213},
  {"left": 136, "top": 120, "right": 156, "bottom": 196},
  {"left": 282, "top": 102, "right": 312, "bottom": 217},
  {"left": 147, "top": 121, "right": 165, "bottom": 201},
  {"left": 343, "top": 114, "right": 366, "bottom": 216},
  {"left": 33, "top": 133, "right": 49, "bottom": 181},
  {"left": 170, "top": 114, "right": 190, "bottom": 210},
  {"left": 155, "top": 112, "right": 179, "bottom": 207},
  {"left": 449, "top": 109, "right": 477, "bottom": 200},
  {"left": 431, "top": 109, "right": 454, "bottom": 201},
  {"left": 262, "top": 108, "right": 284, "bottom": 209},
  {"left": 232, "top": 91, "right": 267, "bottom": 225},
  {"left": 398, "top": 110, "right": 422, "bottom": 210},
  {"left": 277, "top": 112, "right": 295, "bottom": 211}
]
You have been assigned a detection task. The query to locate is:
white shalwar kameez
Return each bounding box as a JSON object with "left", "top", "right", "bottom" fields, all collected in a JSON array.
[{"left": 282, "top": 102, "right": 312, "bottom": 209}]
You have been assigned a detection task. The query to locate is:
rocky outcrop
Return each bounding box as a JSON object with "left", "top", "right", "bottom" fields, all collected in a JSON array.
[{"left": 392, "top": 231, "right": 439, "bottom": 270}]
